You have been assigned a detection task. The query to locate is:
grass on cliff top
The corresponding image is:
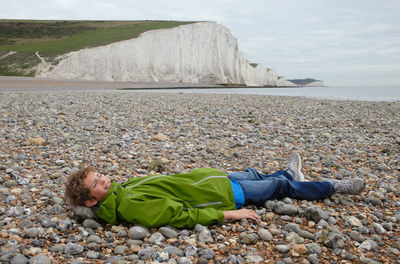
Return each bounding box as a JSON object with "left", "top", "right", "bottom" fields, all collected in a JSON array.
[{"left": 0, "top": 20, "right": 195, "bottom": 76}]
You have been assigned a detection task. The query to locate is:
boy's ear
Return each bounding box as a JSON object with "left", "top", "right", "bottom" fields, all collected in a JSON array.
[{"left": 84, "top": 199, "right": 98, "bottom": 207}]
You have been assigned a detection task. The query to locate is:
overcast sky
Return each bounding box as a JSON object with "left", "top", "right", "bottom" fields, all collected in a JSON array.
[{"left": 2, "top": 0, "right": 400, "bottom": 86}]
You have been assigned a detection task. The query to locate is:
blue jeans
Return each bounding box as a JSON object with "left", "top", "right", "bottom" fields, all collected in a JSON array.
[{"left": 228, "top": 168, "right": 334, "bottom": 205}]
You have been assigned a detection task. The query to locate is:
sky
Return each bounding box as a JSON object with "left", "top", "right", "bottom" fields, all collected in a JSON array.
[{"left": 1, "top": 0, "right": 400, "bottom": 86}]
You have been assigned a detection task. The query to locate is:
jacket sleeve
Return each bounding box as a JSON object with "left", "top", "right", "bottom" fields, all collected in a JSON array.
[{"left": 118, "top": 197, "right": 224, "bottom": 228}]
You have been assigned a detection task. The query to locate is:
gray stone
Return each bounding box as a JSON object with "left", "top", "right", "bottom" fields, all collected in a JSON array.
[
  {"left": 87, "top": 235, "right": 102, "bottom": 244},
  {"left": 1, "top": 253, "right": 17, "bottom": 263},
  {"left": 341, "top": 250, "right": 357, "bottom": 261},
  {"left": 148, "top": 232, "right": 165, "bottom": 244},
  {"left": 72, "top": 206, "right": 96, "bottom": 220},
  {"left": 343, "top": 215, "right": 363, "bottom": 227},
  {"left": 198, "top": 258, "right": 209, "bottom": 264},
  {"left": 349, "top": 230, "right": 365, "bottom": 243},
  {"left": 285, "top": 223, "right": 300, "bottom": 233},
  {"left": 382, "top": 222, "right": 393, "bottom": 231},
  {"left": 1, "top": 243, "right": 19, "bottom": 255},
  {"left": 114, "top": 245, "right": 128, "bottom": 255},
  {"left": 48, "top": 204, "right": 64, "bottom": 215},
  {"left": 239, "top": 233, "right": 258, "bottom": 244},
  {"left": 117, "top": 230, "right": 128, "bottom": 237},
  {"left": 50, "top": 244, "right": 65, "bottom": 253},
  {"left": 159, "top": 227, "right": 178, "bottom": 238},
  {"left": 371, "top": 223, "right": 386, "bottom": 235},
  {"left": 178, "top": 257, "right": 193, "bottom": 264},
  {"left": 286, "top": 232, "right": 304, "bottom": 244},
  {"left": 129, "top": 226, "right": 148, "bottom": 240},
  {"left": 364, "top": 197, "right": 383, "bottom": 206},
  {"left": 306, "top": 243, "right": 322, "bottom": 255},
  {"left": 155, "top": 251, "right": 169, "bottom": 262},
  {"left": 264, "top": 200, "right": 275, "bottom": 209},
  {"left": 82, "top": 219, "right": 101, "bottom": 229},
  {"left": 18, "top": 219, "right": 34, "bottom": 229},
  {"left": 12, "top": 254, "right": 29, "bottom": 264},
  {"left": 50, "top": 196, "right": 64, "bottom": 205},
  {"left": 198, "top": 248, "right": 214, "bottom": 260},
  {"left": 199, "top": 228, "right": 213, "bottom": 243},
  {"left": 194, "top": 224, "right": 206, "bottom": 233},
  {"left": 245, "top": 254, "right": 264, "bottom": 263},
  {"left": 258, "top": 228, "right": 273, "bottom": 241},
  {"left": 26, "top": 227, "right": 40, "bottom": 238},
  {"left": 184, "top": 245, "right": 197, "bottom": 257},
  {"left": 273, "top": 202, "right": 299, "bottom": 215},
  {"left": 86, "top": 251, "right": 100, "bottom": 259},
  {"left": 308, "top": 253, "right": 320, "bottom": 264},
  {"left": 304, "top": 206, "right": 329, "bottom": 223},
  {"left": 4, "top": 180, "right": 18, "bottom": 188},
  {"left": 138, "top": 247, "right": 156, "bottom": 260},
  {"left": 359, "top": 240, "right": 379, "bottom": 251},
  {"left": 298, "top": 229, "right": 314, "bottom": 240},
  {"left": 316, "top": 219, "right": 328, "bottom": 229},
  {"left": 64, "top": 242, "right": 84, "bottom": 255},
  {"left": 276, "top": 244, "right": 290, "bottom": 253},
  {"left": 393, "top": 241, "right": 400, "bottom": 250},
  {"left": 29, "top": 255, "right": 51, "bottom": 264},
  {"left": 323, "top": 232, "right": 345, "bottom": 249},
  {"left": 164, "top": 246, "right": 184, "bottom": 257},
  {"left": 105, "top": 256, "right": 124, "bottom": 264}
]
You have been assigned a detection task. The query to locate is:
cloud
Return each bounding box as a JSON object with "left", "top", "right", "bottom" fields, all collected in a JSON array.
[{"left": 1, "top": 0, "right": 399, "bottom": 85}]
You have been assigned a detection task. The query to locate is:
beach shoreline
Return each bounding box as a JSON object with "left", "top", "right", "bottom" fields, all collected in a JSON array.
[{"left": 0, "top": 76, "right": 303, "bottom": 91}]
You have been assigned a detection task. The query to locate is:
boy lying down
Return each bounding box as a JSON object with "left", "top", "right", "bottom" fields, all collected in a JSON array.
[{"left": 65, "top": 152, "right": 364, "bottom": 228}]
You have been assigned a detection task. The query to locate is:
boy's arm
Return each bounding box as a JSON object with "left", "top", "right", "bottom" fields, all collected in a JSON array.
[
  {"left": 223, "top": 209, "right": 261, "bottom": 221},
  {"left": 118, "top": 197, "right": 226, "bottom": 228}
]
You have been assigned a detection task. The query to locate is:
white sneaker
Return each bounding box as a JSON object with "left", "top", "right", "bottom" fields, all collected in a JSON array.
[
  {"left": 329, "top": 178, "right": 365, "bottom": 195},
  {"left": 286, "top": 152, "right": 305, "bottom": 181}
]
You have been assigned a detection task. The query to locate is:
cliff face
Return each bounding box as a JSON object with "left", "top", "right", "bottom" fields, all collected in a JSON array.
[{"left": 36, "top": 22, "right": 293, "bottom": 86}]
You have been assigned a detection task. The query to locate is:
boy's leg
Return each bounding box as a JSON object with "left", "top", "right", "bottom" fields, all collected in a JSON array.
[
  {"left": 237, "top": 171, "right": 334, "bottom": 204},
  {"left": 228, "top": 152, "right": 305, "bottom": 182},
  {"left": 228, "top": 168, "right": 290, "bottom": 181}
]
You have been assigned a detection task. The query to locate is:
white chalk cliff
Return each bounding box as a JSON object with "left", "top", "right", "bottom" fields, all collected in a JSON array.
[{"left": 36, "top": 22, "right": 295, "bottom": 86}]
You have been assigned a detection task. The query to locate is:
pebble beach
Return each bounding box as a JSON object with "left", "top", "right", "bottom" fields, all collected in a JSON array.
[{"left": 0, "top": 89, "right": 399, "bottom": 263}]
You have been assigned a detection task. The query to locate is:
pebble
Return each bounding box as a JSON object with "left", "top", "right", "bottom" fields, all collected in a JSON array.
[
  {"left": 28, "top": 255, "right": 51, "bottom": 264},
  {"left": 12, "top": 254, "right": 29, "bottom": 264},
  {"left": 82, "top": 219, "right": 101, "bottom": 229},
  {"left": 129, "top": 226, "right": 148, "bottom": 240},
  {"left": 64, "top": 242, "right": 84, "bottom": 255},
  {"left": 159, "top": 227, "right": 178, "bottom": 238},
  {"left": 257, "top": 228, "right": 273, "bottom": 241},
  {"left": 114, "top": 245, "right": 128, "bottom": 255},
  {"left": 276, "top": 244, "right": 291, "bottom": 253},
  {"left": 0, "top": 91, "right": 399, "bottom": 263},
  {"left": 286, "top": 232, "right": 304, "bottom": 244},
  {"left": 273, "top": 201, "right": 299, "bottom": 215},
  {"left": 359, "top": 240, "right": 379, "bottom": 251}
]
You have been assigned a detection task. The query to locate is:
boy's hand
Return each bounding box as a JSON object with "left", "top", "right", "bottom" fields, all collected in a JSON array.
[{"left": 223, "top": 209, "right": 261, "bottom": 221}]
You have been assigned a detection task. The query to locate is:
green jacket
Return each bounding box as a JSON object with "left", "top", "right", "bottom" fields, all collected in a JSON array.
[{"left": 95, "top": 168, "right": 236, "bottom": 227}]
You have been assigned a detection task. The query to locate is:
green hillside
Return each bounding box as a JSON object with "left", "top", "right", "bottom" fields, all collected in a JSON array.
[{"left": 0, "top": 20, "right": 195, "bottom": 76}]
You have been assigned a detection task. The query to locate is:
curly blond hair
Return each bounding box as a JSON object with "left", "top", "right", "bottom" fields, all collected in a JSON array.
[{"left": 65, "top": 167, "right": 96, "bottom": 206}]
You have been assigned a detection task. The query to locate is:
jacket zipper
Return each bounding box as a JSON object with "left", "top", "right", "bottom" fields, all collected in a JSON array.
[
  {"left": 191, "top": 175, "right": 227, "bottom": 185},
  {"left": 125, "top": 174, "right": 167, "bottom": 189},
  {"left": 193, "top": 201, "right": 222, "bottom": 207}
]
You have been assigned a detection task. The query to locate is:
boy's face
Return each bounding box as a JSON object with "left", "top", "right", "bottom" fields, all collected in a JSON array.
[{"left": 84, "top": 171, "right": 112, "bottom": 204}]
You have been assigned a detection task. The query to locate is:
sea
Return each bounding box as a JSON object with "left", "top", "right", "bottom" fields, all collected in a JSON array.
[{"left": 122, "top": 85, "right": 400, "bottom": 102}]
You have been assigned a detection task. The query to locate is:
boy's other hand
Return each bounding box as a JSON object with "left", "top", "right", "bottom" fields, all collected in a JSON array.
[{"left": 223, "top": 209, "right": 261, "bottom": 221}]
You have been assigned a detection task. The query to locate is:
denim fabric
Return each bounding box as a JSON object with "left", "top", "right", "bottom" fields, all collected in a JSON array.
[
  {"left": 228, "top": 168, "right": 334, "bottom": 205},
  {"left": 229, "top": 179, "right": 245, "bottom": 209}
]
